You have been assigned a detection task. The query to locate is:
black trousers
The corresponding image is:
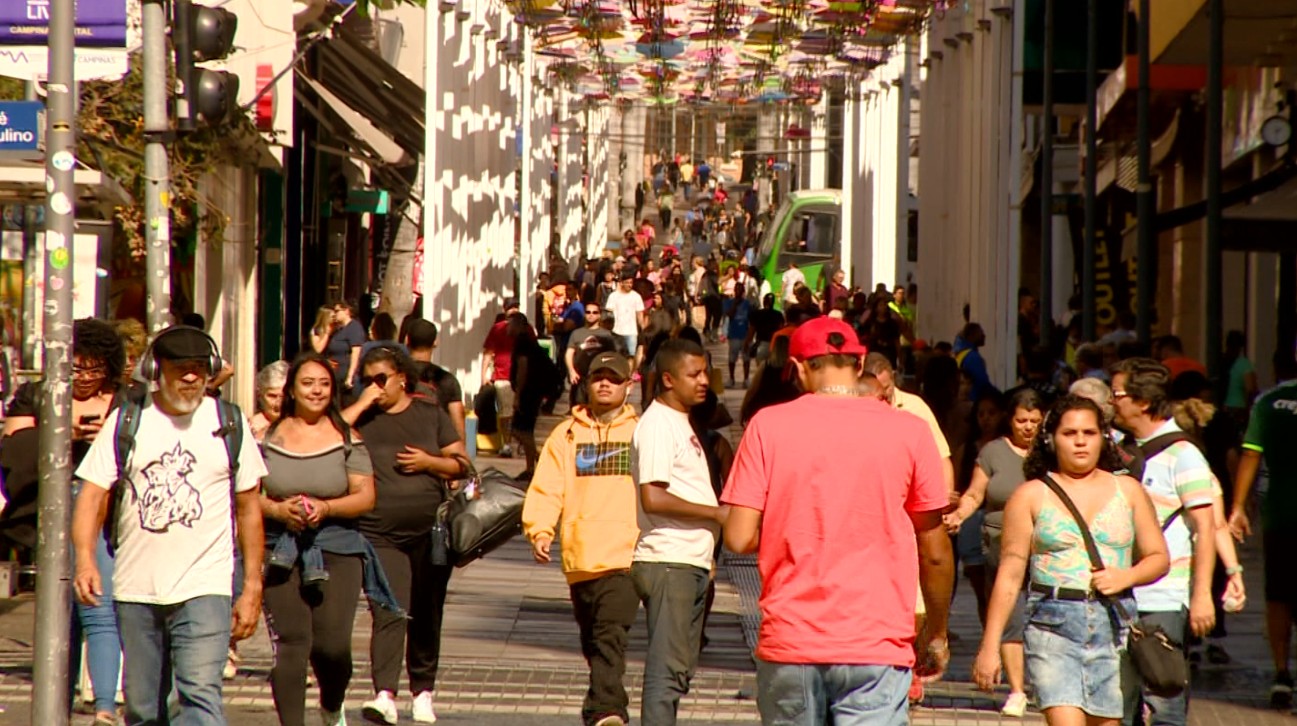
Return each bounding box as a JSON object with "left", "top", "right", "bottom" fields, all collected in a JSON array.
[
  {"left": 368, "top": 536, "right": 454, "bottom": 695},
  {"left": 263, "top": 552, "right": 363, "bottom": 725},
  {"left": 571, "top": 571, "right": 640, "bottom": 724}
]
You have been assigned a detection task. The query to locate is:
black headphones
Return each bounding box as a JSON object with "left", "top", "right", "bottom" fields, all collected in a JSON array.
[{"left": 138, "top": 325, "right": 223, "bottom": 382}]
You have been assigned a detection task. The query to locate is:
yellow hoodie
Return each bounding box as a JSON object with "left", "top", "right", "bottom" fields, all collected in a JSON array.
[{"left": 522, "top": 404, "right": 640, "bottom": 584}]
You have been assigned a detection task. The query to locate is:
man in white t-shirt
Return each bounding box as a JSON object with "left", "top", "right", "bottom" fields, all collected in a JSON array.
[
  {"left": 72, "top": 326, "right": 267, "bottom": 725},
  {"left": 631, "top": 338, "right": 726, "bottom": 725},
  {"left": 781, "top": 262, "right": 806, "bottom": 308},
  {"left": 606, "top": 274, "right": 647, "bottom": 365}
]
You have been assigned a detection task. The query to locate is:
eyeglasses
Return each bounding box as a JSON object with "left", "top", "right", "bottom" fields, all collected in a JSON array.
[
  {"left": 360, "top": 372, "right": 390, "bottom": 388},
  {"left": 73, "top": 364, "right": 107, "bottom": 378},
  {"left": 585, "top": 310, "right": 601, "bottom": 316}
]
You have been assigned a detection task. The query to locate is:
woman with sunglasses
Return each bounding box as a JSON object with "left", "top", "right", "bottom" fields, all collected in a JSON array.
[
  {"left": 3, "top": 319, "right": 125, "bottom": 725},
  {"left": 974, "top": 396, "right": 1169, "bottom": 726},
  {"left": 260, "top": 353, "right": 392, "bottom": 726},
  {"left": 343, "top": 345, "right": 468, "bottom": 725}
]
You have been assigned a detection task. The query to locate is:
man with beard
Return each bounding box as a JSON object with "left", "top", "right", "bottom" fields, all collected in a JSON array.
[{"left": 72, "top": 325, "right": 268, "bottom": 725}]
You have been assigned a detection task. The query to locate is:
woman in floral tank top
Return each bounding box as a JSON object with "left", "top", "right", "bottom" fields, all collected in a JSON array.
[{"left": 973, "top": 396, "right": 1170, "bottom": 724}]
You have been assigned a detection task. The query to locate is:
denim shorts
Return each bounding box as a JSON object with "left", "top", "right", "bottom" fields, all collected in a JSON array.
[{"left": 1023, "top": 593, "right": 1132, "bottom": 719}]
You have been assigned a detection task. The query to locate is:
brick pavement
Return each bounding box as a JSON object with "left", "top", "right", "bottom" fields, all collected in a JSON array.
[{"left": 0, "top": 354, "right": 1294, "bottom": 724}]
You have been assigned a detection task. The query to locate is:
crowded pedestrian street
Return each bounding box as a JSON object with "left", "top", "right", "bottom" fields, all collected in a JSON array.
[
  {"left": 5, "top": 1, "right": 1297, "bottom": 725},
  {"left": 0, "top": 360, "right": 1294, "bottom": 725}
]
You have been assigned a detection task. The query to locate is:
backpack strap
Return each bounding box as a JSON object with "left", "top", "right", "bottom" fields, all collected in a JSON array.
[
  {"left": 107, "top": 399, "right": 144, "bottom": 555},
  {"left": 1138, "top": 432, "right": 1194, "bottom": 461},
  {"left": 1137, "top": 432, "right": 1194, "bottom": 531},
  {"left": 214, "top": 399, "right": 243, "bottom": 489}
]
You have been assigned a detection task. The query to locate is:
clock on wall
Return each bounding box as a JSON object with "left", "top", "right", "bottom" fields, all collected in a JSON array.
[{"left": 1261, "top": 115, "right": 1292, "bottom": 147}]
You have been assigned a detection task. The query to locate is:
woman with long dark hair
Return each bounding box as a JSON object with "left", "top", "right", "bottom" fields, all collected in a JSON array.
[
  {"left": 4, "top": 320, "right": 125, "bottom": 724},
  {"left": 944, "top": 387, "right": 1044, "bottom": 716},
  {"left": 949, "top": 390, "right": 1008, "bottom": 628},
  {"left": 342, "top": 345, "right": 468, "bottom": 725},
  {"left": 260, "top": 353, "right": 392, "bottom": 726},
  {"left": 974, "top": 396, "right": 1169, "bottom": 726}
]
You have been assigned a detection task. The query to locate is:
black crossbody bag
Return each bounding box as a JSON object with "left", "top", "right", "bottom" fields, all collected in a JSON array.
[{"left": 1040, "top": 475, "right": 1189, "bottom": 698}]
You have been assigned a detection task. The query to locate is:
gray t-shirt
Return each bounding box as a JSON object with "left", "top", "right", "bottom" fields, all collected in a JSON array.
[
  {"left": 977, "top": 437, "right": 1027, "bottom": 532},
  {"left": 262, "top": 439, "right": 373, "bottom": 500}
]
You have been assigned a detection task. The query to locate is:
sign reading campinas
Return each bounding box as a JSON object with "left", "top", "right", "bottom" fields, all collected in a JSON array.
[{"left": 0, "top": 0, "right": 127, "bottom": 48}]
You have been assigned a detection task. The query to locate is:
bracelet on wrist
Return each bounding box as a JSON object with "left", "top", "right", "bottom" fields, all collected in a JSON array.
[{"left": 1225, "top": 565, "right": 1243, "bottom": 576}]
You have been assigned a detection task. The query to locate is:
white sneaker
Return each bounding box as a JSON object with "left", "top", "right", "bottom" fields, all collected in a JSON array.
[
  {"left": 320, "top": 707, "right": 347, "bottom": 726},
  {"left": 360, "top": 691, "right": 398, "bottom": 725},
  {"left": 411, "top": 690, "right": 437, "bottom": 723},
  {"left": 1000, "top": 691, "right": 1029, "bottom": 717}
]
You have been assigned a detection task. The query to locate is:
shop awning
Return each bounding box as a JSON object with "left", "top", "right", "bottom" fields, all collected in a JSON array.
[
  {"left": 298, "top": 25, "right": 424, "bottom": 163},
  {"left": 297, "top": 75, "right": 411, "bottom": 166}
]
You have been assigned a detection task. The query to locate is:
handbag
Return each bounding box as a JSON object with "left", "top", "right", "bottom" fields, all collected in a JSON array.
[
  {"left": 1039, "top": 475, "right": 1189, "bottom": 698},
  {"left": 437, "top": 456, "right": 530, "bottom": 568}
]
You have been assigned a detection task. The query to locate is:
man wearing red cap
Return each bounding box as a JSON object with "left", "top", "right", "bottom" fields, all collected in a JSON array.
[{"left": 721, "top": 317, "right": 955, "bottom": 725}]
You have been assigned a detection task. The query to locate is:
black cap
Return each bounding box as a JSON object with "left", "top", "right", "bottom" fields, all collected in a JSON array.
[
  {"left": 153, "top": 326, "right": 215, "bottom": 361},
  {"left": 503, "top": 298, "right": 520, "bottom": 312},
  {"left": 588, "top": 352, "right": 632, "bottom": 380}
]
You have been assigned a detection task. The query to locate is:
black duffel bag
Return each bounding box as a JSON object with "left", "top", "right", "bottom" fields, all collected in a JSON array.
[{"left": 436, "top": 457, "right": 529, "bottom": 568}]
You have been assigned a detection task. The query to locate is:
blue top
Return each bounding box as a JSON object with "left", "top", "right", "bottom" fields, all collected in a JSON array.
[{"left": 725, "top": 298, "right": 752, "bottom": 340}]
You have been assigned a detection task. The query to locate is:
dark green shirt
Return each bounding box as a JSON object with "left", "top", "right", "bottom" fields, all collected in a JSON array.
[{"left": 1244, "top": 380, "right": 1297, "bottom": 529}]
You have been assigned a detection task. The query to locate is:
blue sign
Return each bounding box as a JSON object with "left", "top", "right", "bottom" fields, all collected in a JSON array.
[
  {"left": 0, "top": 101, "right": 42, "bottom": 151},
  {"left": 0, "top": 0, "right": 127, "bottom": 48}
]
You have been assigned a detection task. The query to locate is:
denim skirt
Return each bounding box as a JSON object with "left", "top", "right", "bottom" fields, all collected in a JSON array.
[{"left": 1023, "top": 592, "right": 1133, "bottom": 718}]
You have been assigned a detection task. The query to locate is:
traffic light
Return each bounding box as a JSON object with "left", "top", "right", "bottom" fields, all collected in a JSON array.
[{"left": 173, "top": 0, "right": 240, "bottom": 130}]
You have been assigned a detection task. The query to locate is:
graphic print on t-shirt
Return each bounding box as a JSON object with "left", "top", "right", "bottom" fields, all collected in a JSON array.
[
  {"left": 136, "top": 442, "right": 203, "bottom": 533},
  {"left": 575, "top": 442, "right": 632, "bottom": 477}
]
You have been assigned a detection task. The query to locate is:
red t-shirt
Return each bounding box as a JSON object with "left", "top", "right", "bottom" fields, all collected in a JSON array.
[
  {"left": 482, "top": 321, "right": 514, "bottom": 381},
  {"left": 1162, "top": 356, "right": 1206, "bottom": 381},
  {"left": 721, "top": 395, "right": 948, "bottom": 667}
]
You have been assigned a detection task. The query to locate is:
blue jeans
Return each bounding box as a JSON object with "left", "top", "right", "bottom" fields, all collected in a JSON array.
[
  {"left": 756, "top": 661, "right": 911, "bottom": 726},
  {"left": 76, "top": 533, "right": 121, "bottom": 714},
  {"left": 1121, "top": 608, "right": 1189, "bottom": 726},
  {"left": 621, "top": 334, "right": 639, "bottom": 354},
  {"left": 631, "top": 562, "right": 709, "bottom": 726},
  {"left": 115, "top": 595, "right": 232, "bottom": 726}
]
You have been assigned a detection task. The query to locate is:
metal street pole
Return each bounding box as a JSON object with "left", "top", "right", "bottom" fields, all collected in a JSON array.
[
  {"left": 32, "top": 0, "right": 76, "bottom": 718},
  {"left": 1205, "top": 0, "right": 1223, "bottom": 378},
  {"left": 143, "top": 0, "right": 173, "bottom": 332},
  {"left": 1135, "top": 0, "right": 1155, "bottom": 344},
  {"left": 1082, "top": 0, "right": 1098, "bottom": 342},
  {"left": 1040, "top": 0, "right": 1056, "bottom": 350}
]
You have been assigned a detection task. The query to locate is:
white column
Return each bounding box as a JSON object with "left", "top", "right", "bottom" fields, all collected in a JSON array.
[
  {"left": 588, "top": 104, "right": 611, "bottom": 259},
  {"left": 840, "top": 90, "right": 858, "bottom": 288},
  {"left": 809, "top": 94, "right": 829, "bottom": 190}
]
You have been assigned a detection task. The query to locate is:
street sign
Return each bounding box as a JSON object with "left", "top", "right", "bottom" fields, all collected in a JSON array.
[
  {"left": 0, "top": 101, "right": 42, "bottom": 152},
  {"left": 0, "top": 0, "right": 128, "bottom": 48}
]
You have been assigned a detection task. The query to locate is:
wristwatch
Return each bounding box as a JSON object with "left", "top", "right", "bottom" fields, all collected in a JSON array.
[{"left": 1225, "top": 565, "right": 1244, "bottom": 576}]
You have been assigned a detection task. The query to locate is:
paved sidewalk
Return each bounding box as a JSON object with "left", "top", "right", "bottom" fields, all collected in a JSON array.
[{"left": 0, "top": 354, "right": 1294, "bottom": 724}]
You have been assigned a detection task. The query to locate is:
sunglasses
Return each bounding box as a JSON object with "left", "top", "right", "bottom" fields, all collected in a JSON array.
[{"left": 361, "top": 372, "right": 390, "bottom": 388}]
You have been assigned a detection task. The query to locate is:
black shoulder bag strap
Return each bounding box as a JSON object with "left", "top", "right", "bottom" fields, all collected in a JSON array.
[
  {"left": 1040, "top": 474, "right": 1132, "bottom": 641},
  {"left": 1040, "top": 474, "right": 1106, "bottom": 572}
]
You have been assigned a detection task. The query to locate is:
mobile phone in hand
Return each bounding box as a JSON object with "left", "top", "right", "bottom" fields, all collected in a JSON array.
[{"left": 79, "top": 414, "right": 103, "bottom": 425}]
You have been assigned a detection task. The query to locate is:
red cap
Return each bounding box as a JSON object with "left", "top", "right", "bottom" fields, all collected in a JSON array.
[{"left": 788, "top": 317, "right": 868, "bottom": 361}]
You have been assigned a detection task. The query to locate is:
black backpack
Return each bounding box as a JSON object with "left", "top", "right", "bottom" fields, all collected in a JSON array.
[
  {"left": 1117, "top": 431, "right": 1197, "bottom": 531},
  {"left": 104, "top": 397, "right": 244, "bottom": 555}
]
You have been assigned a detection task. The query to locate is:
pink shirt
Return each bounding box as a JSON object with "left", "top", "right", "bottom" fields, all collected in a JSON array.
[{"left": 722, "top": 395, "right": 948, "bottom": 666}]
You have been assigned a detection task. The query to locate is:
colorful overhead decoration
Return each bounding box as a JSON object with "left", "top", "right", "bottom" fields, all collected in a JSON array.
[{"left": 505, "top": 0, "right": 937, "bottom": 105}]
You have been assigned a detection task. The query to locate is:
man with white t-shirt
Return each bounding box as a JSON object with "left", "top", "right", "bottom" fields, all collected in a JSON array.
[
  {"left": 606, "top": 274, "right": 647, "bottom": 367},
  {"left": 72, "top": 326, "right": 267, "bottom": 725},
  {"left": 781, "top": 261, "right": 806, "bottom": 308},
  {"left": 632, "top": 338, "right": 727, "bottom": 725}
]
